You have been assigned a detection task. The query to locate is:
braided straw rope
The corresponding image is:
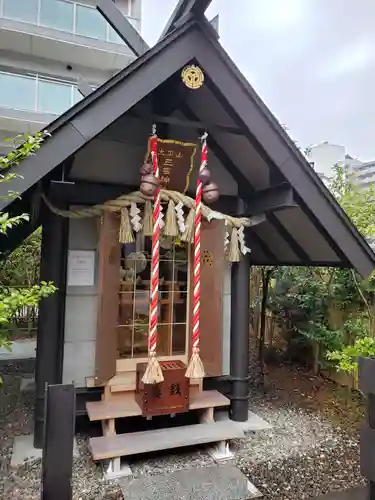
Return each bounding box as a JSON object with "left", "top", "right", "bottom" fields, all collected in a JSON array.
[{"left": 41, "top": 189, "right": 252, "bottom": 229}]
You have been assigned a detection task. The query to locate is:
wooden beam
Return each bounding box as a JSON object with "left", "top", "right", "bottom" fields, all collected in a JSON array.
[
  {"left": 97, "top": 0, "right": 149, "bottom": 57},
  {"left": 176, "top": 98, "right": 311, "bottom": 265},
  {"left": 178, "top": 102, "right": 252, "bottom": 196},
  {"left": 134, "top": 112, "right": 243, "bottom": 135},
  {"left": 267, "top": 212, "right": 311, "bottom": 263},
  {"left": 240, "top": 183, "right": 298, "bottom": 216},
  {"left": 200, "top": 75, "right": 314, "bottom": 264},
  {"left": 48, "top": 181, "right": 136, "bottom": 205},
  {"left": 250, "top": 231, "right": 278, "bottom": 262},
  {"left": 159, "top": 0, "right": 212, "bottom": 40}
]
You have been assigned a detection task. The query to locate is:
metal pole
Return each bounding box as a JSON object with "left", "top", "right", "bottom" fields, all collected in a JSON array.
[
  {"left": 230, "top": 198, "right": 250, "bottom": 422},
  {"left": 42, "top": 384, "right": 75, "bottom": 500},
  {"left": 359, "top": 358, "right": 375, "bottom": 500},
  {"left": 368, "top": 393, "right": 375, "bottom": 499},
  {"left": 34, "top": 202, "right": 68, "bottom": 448}
]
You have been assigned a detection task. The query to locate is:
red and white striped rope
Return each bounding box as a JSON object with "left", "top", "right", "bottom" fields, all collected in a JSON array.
[
  {"left": 192, "top": 132, "right": 208, "bottom": 354},
  {"left": 148, "top": 127, "right": 160, "bottom": 356}
]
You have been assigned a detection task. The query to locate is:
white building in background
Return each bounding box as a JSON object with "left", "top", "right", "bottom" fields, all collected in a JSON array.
[
  {"left": 306, "top": 142, "right": 346, "bottom": 180},
  {"left": 0, "top": 0, "right": 141, "bottom": 154},
  {"left": 307, "top": 141, "right": 375, "bottom": 190},
  {"left": 306, "top": 142, "right": 375, "bottom": 251},
  {"left": 305, "top": 141, "right": 363, "bottom": 183},
  {"left": 350, "top": 160, "right": 375, "bottom": 189}
]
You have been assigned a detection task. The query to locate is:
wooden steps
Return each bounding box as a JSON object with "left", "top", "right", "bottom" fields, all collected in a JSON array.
[
  {"left": 90, "top": 420, "right": 244, "bottom": 460},
  {"left": 87, "top": 390, "right": 234, "bottom": 466},
  {"left": 87, "top": 393, "right": 141, "bottom": 421},
  {"left": 86, "top": 390, "right": 230, "bottom": 422}
]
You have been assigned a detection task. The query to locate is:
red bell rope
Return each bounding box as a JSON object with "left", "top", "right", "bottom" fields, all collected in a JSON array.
[
  {"left": 185, "top": 132, "right": 207, "bottom": 380},
  {"left": 142, "top": 125, "right": 164, "bottom": 384}
]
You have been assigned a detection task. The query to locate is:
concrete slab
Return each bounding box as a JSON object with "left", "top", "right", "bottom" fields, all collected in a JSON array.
[
  {"left": 313, "top": 488, "right": 367, "bottom": 500},
  {"left": 215, "top": 409, "right": 272, "bottom": 433},
  {"left": 19, "top": 376, "right": 35, "bottom": 392},
  {"left": 121, "top": 464, "right": 262, "bottom": 500},
  {"left": 11, "top": 434, "right": 79, "bottom": 468},
  {"left": 11, "top": 434, "right": 42, "bottom": 467},
  {"left": 0, "top": 340, "right": 36, "bottom": 360},
  {"left": 104, "top": 457, "right": 133, "bottom": 480},
  {"left": 207, "top": 441, "right": 236, "bottom": 465}
]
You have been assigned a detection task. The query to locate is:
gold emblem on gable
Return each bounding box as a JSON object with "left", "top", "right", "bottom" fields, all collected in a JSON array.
[{"left": 181, "top": 65, "right": 204, "bottom": 89}]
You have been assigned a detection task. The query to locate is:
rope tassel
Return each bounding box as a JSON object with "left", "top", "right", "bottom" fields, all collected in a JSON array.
[
  {"left": 181, "top": 207, "right": 195, "bottom": 243},
  {"left": 185, "top": 347, "right": 205, "bottom": 378},
  {"left": 164, "top": 199, "right": 179, "bottom": 237},
  {"left": 119, "top": 207, "right": 134, "bottom": 244},
  {"left": 186, "top": 132, "right": 208, "bottom": 380},
  {"left": 142, "top": 126, "right": 164, "bottom": 385},
  {"left": 142, "top": 200, "right": 153, "bottom": 236},
  {"left": 228, "top": 226, "right": 241, "bottom": 262},
  {"left": 141, "top": 352, "right": 164, "bottom": 385}
]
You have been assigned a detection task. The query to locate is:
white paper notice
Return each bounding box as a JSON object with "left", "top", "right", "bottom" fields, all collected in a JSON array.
[{"left": 67, "top": 250, "right": 95, "bottom": 287}]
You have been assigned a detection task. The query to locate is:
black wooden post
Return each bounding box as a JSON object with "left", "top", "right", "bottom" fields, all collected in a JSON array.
[
  {"left": 34, "top": 201, "right": 69, "bottom": 448},
  {"left": 230, "top": 198, "right": 250, "bottom": 422},
  {"left": 42, "top": 384, "right": 75, "bottom": 500},
  {"left": 358, "top": 357, "right": 375, "bottom": 499}
]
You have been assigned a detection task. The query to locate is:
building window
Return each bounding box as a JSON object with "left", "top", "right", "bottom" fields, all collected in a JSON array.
[
  {"left": 37, "top": 78, "right": 74, "bottom": 115},
  {"left": 2, "top": 0, "right": 136, "bottom": 43},
  {"left": 3, "top": 0, "right": 38, "bottom": 24},
  {"left": 0, "top": 72, "right": 35, "bottom": 111},
  {"left": 0, "top": 70, "right": 83, "bottom": 115},
  {"left": 118, "top": 234, "right": 189, "bottom": 359},
  {"left": 39, "top": 0, "right": 74, "bottom": 32},
  {"left": 75, "top": 3, "right": 107, "bottom": 40}
]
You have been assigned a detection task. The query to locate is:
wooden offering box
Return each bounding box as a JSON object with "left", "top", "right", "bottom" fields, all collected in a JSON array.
[{"left": 136, "top": 360, "right": 189, "bottom": 417}]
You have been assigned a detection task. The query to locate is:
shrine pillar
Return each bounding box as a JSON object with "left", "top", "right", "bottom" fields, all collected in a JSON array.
[
  {"left": 230, "top": 198, "right": 250, "bottom": 421},
  {"left": 34, "top": 201, "right": 69, "bottom": 448}
]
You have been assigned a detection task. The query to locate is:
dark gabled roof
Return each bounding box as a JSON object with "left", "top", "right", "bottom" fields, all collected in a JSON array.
[
  {"left": 1, "top": 17, "right": 374, "bottom": 277},
  {"left": 159, "top": 0, "right": 212, "bottom": 40},
  {"left": 0, "top": 19, "right": 196, "bottom": 204}
]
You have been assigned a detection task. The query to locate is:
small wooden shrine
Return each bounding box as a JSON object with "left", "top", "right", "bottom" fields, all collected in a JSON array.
[{"left": 0, "top": 0, "right": 374, "bottom": 476}]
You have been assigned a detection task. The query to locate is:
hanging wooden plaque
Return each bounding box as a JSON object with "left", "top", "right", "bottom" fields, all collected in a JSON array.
[{"left": 157, "top": 139, "right": 197, "bottom": 192}]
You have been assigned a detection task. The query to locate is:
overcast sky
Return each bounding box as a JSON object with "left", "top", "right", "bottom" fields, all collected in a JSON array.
[{"left": 141, "top": 0, "right": 375, "bottom": 161}]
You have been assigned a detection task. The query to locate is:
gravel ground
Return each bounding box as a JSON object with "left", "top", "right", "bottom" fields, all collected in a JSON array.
[
  {"left": 0, "top": 361, "right": 366, "bottom": 499},
  {"left": 236, "top": 364, "right": 366, "bottom": 499}
]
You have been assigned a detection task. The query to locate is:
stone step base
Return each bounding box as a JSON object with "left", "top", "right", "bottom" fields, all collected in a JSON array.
[
  {"left": 119, "top": 464, "right": 262, "bottom": 500},
  {"left": 90, "top": 420, "right": 244, "bottom": 461}
]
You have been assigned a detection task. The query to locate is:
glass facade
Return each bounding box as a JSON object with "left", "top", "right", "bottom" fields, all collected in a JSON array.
[
  {"left": 39, "top": 0, "right": 74, "bottom": 32},
  {"left": 75, "top": 3, "right": 107, "bottom": 40},
  {"left": 1, "top": 0, "right": 137, "bottom": 44},
  {"left": 0, "top": 70, "right": 83, "bottom": 115},
  {"left": 3, "top": 0, "right": 38, "bottom": 24},
  {"left": 0, "top": 72, "right": 35, "bottom": 111}
]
